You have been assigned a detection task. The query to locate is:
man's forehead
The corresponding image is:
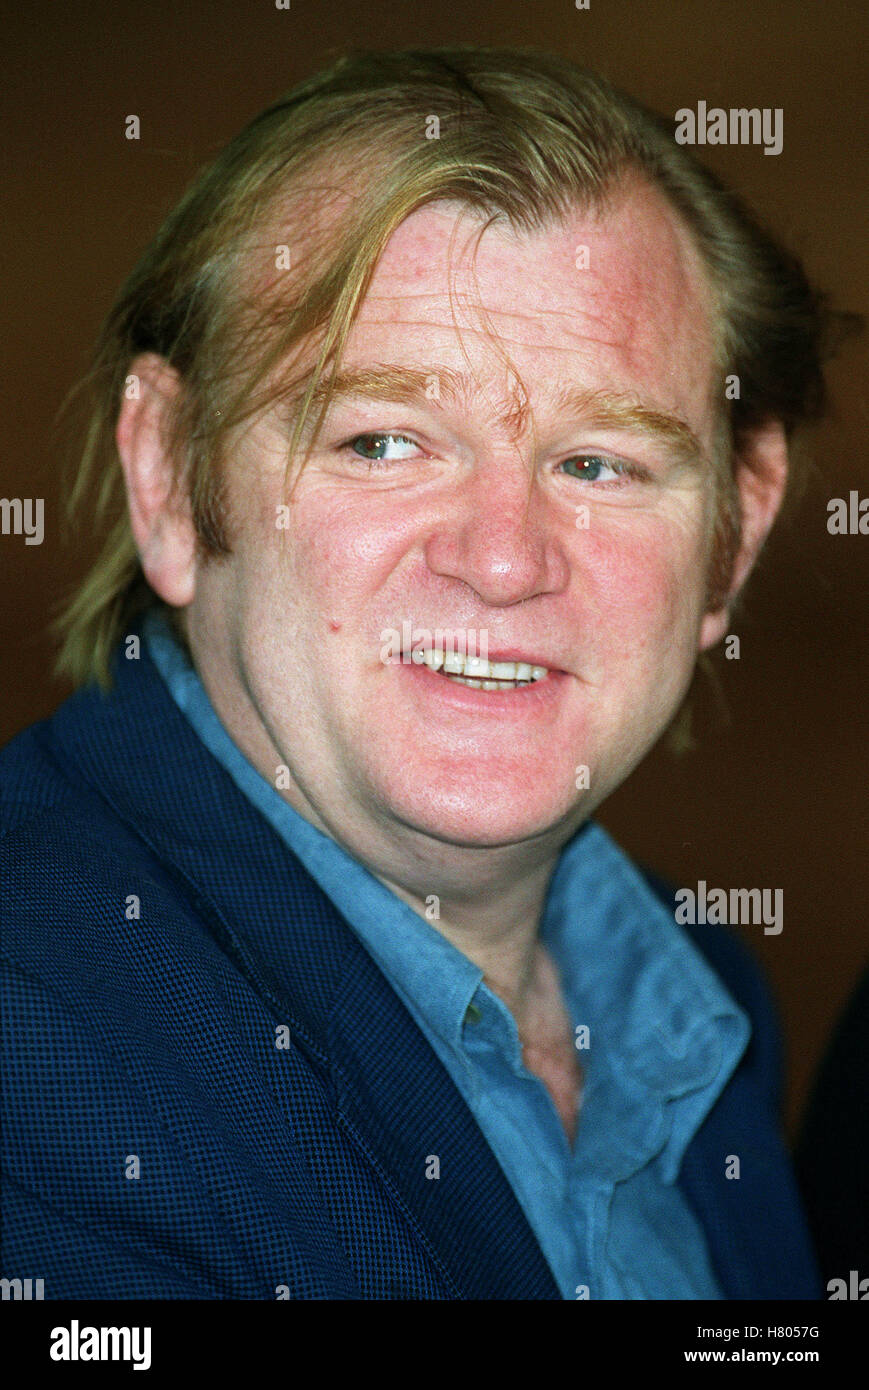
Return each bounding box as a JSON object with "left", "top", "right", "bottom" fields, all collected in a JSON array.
[
  {"left": 330, "top": 181, "right": 719, "bottom": 435},
  {"left": 357, "top": 179, "right": 714, "bottom": 326}
]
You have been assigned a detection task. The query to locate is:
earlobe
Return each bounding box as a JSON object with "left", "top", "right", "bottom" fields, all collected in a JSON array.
[
  {"left": 699, "top": 418, "right": 789, "bottom": 653},
  {"left": 116, "top": 353, "right": 197, "bottom": 609}
]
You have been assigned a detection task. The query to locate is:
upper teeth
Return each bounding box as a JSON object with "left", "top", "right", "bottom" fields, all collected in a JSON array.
[{"left": 412, "top": 651, "right": 548, "bottom": 681}]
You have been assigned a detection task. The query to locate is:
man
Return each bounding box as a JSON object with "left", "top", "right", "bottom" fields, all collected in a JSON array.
[{"left": 1, "top": 48, "right": 839, "bottom": 1299}]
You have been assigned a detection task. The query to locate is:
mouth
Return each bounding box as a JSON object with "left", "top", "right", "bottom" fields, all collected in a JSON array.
[{"left": 404, "top": 648, "right": 552, "bottom": 691}]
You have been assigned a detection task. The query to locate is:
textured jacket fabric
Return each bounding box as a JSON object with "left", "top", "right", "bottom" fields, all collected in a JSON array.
[{"left": 0, "top": 634, "right": 821, "bottom": 1299}]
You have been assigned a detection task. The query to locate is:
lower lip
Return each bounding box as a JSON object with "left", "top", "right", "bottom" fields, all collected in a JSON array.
[{"left": 399, "top": 659, "right": 569, "bottom": 715}]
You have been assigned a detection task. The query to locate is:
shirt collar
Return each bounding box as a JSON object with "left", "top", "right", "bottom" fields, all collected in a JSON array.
[{"left": 543, "top": 822, "right": 751, "bottom": 1178}]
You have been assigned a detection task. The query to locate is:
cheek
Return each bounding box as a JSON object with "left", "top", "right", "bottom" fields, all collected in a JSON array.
[
  {"left": 578, "top": 513, "right": 708, "bottom": 660},
  {"left": 281, "top": 490, "right": 420, "bottom": 613},
  {"left": 226, "top": 433, "right": 390, "bottom": 604}
]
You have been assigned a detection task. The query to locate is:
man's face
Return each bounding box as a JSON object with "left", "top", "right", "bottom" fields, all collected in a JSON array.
[{"left": 187, "top": 178, "right": 725, "bottom": 854}]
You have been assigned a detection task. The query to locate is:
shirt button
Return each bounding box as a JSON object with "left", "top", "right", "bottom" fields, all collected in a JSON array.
[{"left": 465, "top": 1002, "right": 482, "bottom": 1024}]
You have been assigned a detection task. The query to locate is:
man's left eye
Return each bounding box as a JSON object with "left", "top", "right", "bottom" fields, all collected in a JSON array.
[
  {"left": 348, "top": 433, "right": 418, "bottom": 461},
  {"left": 561, "top": 455, "right": 629, "bottom": 482}
]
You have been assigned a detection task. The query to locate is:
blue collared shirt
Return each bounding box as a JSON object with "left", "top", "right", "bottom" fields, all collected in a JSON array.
[{"left": 142, "top": 606, "right": 750, "bottom": 1300}]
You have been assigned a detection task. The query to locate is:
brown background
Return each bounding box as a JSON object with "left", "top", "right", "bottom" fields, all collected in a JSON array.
[{"left": 2, "top": 0, "right": 867, "bottom": 1135}]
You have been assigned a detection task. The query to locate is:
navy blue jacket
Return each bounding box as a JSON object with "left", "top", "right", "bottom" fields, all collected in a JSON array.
[{"left": 0, "top": 633, "right": 820, "bottom": 1299}]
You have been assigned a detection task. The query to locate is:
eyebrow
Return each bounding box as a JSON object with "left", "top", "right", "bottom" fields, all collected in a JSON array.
[{"left": 298, "top": 364, "right": 706, "bottom": 467}]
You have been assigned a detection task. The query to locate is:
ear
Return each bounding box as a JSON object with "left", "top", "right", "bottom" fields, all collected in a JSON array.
[
  {"left": 116, "top": 352, "right": 197, "bottom": 608},
  {"left": 699, "top": 419, "right": 789, "bottom": 651}
]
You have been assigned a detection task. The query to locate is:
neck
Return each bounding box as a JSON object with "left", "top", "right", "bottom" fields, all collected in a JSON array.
[{"left": 378, "top": 850, "right": 557, "bottom": 1013}]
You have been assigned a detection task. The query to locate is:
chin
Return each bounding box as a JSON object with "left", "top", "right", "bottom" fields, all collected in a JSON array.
[{"left": 379, "top": 781, "right": 581, "bottom": 849}]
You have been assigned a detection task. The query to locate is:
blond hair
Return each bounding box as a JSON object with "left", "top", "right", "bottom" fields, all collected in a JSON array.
[{"left": 53, "top": 47, "right": 855, "bottom": 689}]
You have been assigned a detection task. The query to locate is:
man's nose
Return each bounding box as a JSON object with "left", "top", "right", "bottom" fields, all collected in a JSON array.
[{"left": 423, "top": 460, "right": 571, "bottom": 608}]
